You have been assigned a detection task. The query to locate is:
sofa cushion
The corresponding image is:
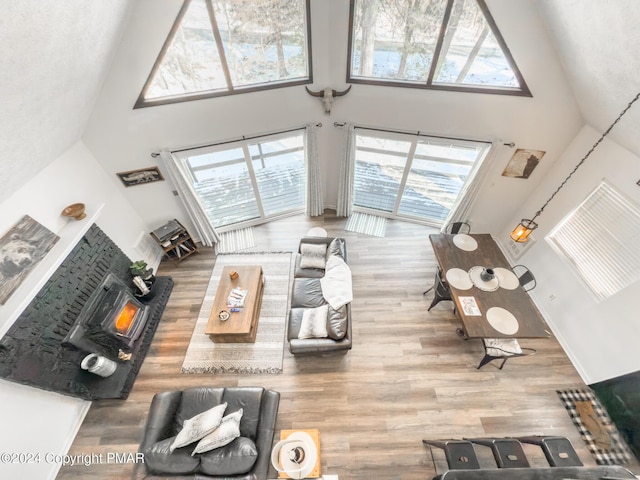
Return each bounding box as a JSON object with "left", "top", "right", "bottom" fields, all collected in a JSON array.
[
  {"left": 300, "top": 242, "right": 327, "bottom": 269},
  {"left": 221, "top": 387, "right": 264, "bottom": 439},
  {"left": 320, "top": 255, "right": 353, "bottom": 309},
  {"left": 291, "top": 278, "right": 325, "bottom": 308},
  {"left": 192, "top": 409, "right": 243, "bottom": 455},
  {"left": 198, "top": 437, "right": 258, "bottom": 476},
  {"left": 144, "top": 436, "right": 200, "bottom": 475},
  {"left": 294, "top": 253, "right": 326, "bottom": 278},
  {"left": 326, "top": 237, "right": 346, "bottom": 259},
  {"left": 327, "top": 305, "right": 348, "bottom": 340},
  {"left": 174, "top": 387, "right": 225, "bottom": 435},
  {"left": 287, "top": 308, "right": 305, "bottom": 340},
  {"left": 170, "top": 402, "right": 227, "bottom": 451},
  {"left": 298, "top": 305, "right": 329, "bottom": 339}
]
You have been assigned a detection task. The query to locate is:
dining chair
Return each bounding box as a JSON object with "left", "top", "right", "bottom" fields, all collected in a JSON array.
[
  {"left": 515, "top": 435, "right": 583, "bottom": 467},
  {"left": 423, "top": 439, "right": 481, "bottom": 471},
  {"left": 477, "top": 338, "right": 536, "bottom": 369},
  {"left": 512, "top": 264, "right": 537, "bottom": 291},
  {"left": 426, "top": 270, "right": 454, "bottom": 311},
  {"left": 444, "top": 221, "right": 471, "bottom": 235},
  {"left": 464, "top": 437, "right": 530, "bottom": 468}
]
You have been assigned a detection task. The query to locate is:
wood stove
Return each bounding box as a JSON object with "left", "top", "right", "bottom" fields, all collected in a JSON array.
[{"left": 64, "top": 273, "right": 149, "bottom": 354}]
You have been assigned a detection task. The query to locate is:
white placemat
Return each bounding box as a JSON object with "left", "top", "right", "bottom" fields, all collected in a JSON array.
[
  {"left": 494, "top": 267, "right": 520, "bottom": 290},
  {"left": 452, "top": 234, "right": 478, "bottom": 251},
  {"left": 445, "top": 268, "right": 473, "bottom": 290},
  {"left": 468, "top": 266, "right": 500, "bottom": 291},
  {"left": 486, "top": 307, "right": 519, "bottom": 335}
]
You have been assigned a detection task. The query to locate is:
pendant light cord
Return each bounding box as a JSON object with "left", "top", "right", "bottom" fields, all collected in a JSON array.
[{"left": 531, "top": 91, "right": 640, "bottom": 221}]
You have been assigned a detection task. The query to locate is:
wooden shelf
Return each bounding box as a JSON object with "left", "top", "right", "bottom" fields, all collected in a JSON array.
[{"left": 150, "top": 219, "right": 199, "bottom": 263}]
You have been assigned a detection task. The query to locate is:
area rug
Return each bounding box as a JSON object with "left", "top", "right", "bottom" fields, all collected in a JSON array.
[
  {"left": 345, "top": 212, "right": 387, "bottom": 237},
  {"left": 557, "top": 388, "right": 633, "bottom": 465},
  {"left": 216, "top": 227, "right": 256, "bottom": 253},
  {"left": 181, "top": 252, "right": 294, "bottom": 374}
]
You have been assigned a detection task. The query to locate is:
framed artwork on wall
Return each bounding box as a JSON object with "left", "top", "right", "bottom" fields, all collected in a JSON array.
[
  {"left": 0, "top": 215, "right": 59, "bottom": 304},
  {"left": 116, "top": 167, "right": 164, "bottom": 187},
  {"left": 502, "top": 149, "right": 546, "bottom": 179}
]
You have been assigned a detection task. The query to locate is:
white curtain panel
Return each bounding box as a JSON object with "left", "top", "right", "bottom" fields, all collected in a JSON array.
[
  {"left": 336, "top": 123, "right": 356, "bottom": 217},
  {"left": 305, "top": 124, "right": 324, "bottom": 217},
  {"left": 158, "top": 150, "right": 220, "bottom": 247},
  {"left": 441, "top": 140, "right": 505, "bottom": 231}
]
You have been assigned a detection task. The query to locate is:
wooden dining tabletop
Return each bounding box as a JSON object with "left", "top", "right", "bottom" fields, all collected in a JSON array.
[{"left": 429, "top": 233, "right": 550, "bottom": 339}]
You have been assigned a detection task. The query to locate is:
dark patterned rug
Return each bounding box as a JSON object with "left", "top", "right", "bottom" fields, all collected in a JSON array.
[{"left": 557, "top": 388, "right": 633, "bottom": 465}]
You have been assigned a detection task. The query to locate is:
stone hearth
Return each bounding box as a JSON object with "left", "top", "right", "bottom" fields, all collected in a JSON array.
[{"left": 0, "top": 224, "right": 173, "bottom": 400}]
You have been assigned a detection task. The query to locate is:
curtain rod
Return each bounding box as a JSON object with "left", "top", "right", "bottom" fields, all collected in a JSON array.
[
  {"left": 333, "top": 122, "right": 513, "bottom": 147},
  {"left": 151, "top": 123, "right": 322, "bottom": 157}
]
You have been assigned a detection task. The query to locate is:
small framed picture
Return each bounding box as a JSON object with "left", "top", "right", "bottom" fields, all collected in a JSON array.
[
  {"left": 502, "top": 149, "right": 546, "bottom": 179},
  {"left": 116, "top": 167, "right": 164, "bottom": 187}
]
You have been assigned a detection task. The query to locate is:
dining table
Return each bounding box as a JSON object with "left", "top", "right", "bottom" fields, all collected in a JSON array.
[{"left": 429, "top": 233, "right": 550, "bottom": 339}]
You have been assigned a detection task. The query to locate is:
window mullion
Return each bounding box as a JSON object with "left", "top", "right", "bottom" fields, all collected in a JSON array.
[
  {"left": 206, "top": 0, "right": 234, "bottom": 91},
  {"left": 392, "top": 139, "right": 418, "bottom": 215},
  {"left": 425, "top": 0, "right": 455, "bottom": 86},
  {"left": 243, "top": 143, "right": 265, "bottom": 219}
]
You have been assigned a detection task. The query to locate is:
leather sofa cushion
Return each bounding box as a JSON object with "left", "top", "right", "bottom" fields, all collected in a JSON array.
[
  {"left": 289, "top": 306, "right": 347, "bottom": 341},
  {"left": 327, "top": 237, "right": 346, "bottom": 259},
  {"left": 327, "top": 305, "right": 348, "bottom": 340},
  {"left": 294, "top": 253, "right": 325, "bottom": 278},
  {"left": 222, "top": 388, "right": 264, "bottom": 439},
  {"left": 199, "top": 437, "right": 258, "bottom": 476},
  {"left": 174, "top": 388, "right": 225, "bottom": 436},
  {"left": 144, "top": 436, "right": 200, "bottom": 475},
  {"left": 291, "top": 278, "right": 325, "bottom": 308},
  {"left": 173, "top": 387, "right": 264, "bottom": 441}
]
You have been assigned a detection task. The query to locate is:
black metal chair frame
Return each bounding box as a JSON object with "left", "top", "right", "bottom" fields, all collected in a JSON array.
[
  {"left": 425, "top": 269, "right": 453, "bottom": 311},
  {"left": 477, "top": 339, "right": 536, "bottom": 370},
  {"left": 515, "top": 435, "right": 583, "bottom": 467},
  {"left": 513, "top": 264, "right": 537, "bottom": 291},
  {"left": 444, "top": 222, "right": 471, "bottom": 235},
  {"left": 464, "top": 437, "right": 530, "bottom": 468}
]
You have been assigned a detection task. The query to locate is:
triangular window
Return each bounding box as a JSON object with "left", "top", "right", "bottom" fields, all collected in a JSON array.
[
  {"left": 136, "top": 0, "right": 311, "bottom": 108},
  {"left": 348, "top": 0, "right": 530, "bottom": 95}
]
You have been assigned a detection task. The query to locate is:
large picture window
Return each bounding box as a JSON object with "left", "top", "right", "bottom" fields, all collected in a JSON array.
[
  {"left": 175, "top": 130, "right": 306, "bottom": 229},
  {"left": 352, "top": 130, "right": 490, "bottom": 225},
  {"left": 136, "top": 0, "right": 311, "bottom": 108},
  {"left": 347, "top": 0, "right": 530, "bottom": 95}
]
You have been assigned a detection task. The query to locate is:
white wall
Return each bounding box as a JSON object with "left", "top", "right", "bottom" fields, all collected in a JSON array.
[
  {"left": 83, "top": 0, "right": 583, "bottom": 238},
  {"left": 0, "top": 141, "right": 156, "bottom": 479},
  {"left": 502, "top": 125, "right": 640, "bottom": 385}
]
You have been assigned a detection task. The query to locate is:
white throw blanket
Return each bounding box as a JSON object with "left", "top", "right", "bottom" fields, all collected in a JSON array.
[{"left": 320, "top": 255, "right": 353, "bottom": 309}]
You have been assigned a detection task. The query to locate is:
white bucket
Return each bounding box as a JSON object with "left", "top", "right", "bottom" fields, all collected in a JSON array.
[{"left": 81, "top": 354, "right": 117, "bottom": 377}]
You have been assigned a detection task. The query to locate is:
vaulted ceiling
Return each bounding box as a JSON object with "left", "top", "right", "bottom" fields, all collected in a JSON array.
[{"left": 1, "top": 0, "right": 638, "bottom": 205}]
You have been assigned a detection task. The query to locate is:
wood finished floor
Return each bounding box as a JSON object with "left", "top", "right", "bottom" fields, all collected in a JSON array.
[{"left": 57, "top": 212, "right": 639, "bottom": 479}]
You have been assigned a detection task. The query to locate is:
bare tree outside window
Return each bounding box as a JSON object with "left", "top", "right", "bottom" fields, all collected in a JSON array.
[
  {"left": 348, "top": 0, "right": 530, "bottom": 95},
  {"left": 136, "top": 0, "right": 311, "bottom": 108}
]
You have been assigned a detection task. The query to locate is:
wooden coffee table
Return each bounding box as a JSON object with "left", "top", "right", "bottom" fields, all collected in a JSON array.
[{"left": 205, "top": 265, "right": 264, "bottom": 343}]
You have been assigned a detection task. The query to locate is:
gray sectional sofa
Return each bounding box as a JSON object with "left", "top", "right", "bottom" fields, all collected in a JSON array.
[{"left": 287, "top": 236, "right": 353, "bottom": 355}]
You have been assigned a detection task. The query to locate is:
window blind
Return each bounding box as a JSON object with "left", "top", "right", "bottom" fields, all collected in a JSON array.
[{"left": 547, "top": 181, "right": 640, "bottom": 301}]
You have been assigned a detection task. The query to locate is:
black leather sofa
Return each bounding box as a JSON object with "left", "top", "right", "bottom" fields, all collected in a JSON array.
[
  {"left": 287, "top": 236, "right": 352, "bottom": 355},
  {"left": 137, "top": 386, "right": 280, "bottom": 479}
]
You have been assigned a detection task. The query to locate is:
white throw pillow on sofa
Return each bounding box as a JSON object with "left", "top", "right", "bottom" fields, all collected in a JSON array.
[
  {"left": 191, "top": 409, "right": 244, "bottom": 455},
  {"left": 170, "top": 402, "right": 227, "bottom": 452},
  {"left": 298, "top": 305, "right": 329, "bottom": 339},
  {"left": 300, "top": 243, "right": 327, "bottom": 269}
]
